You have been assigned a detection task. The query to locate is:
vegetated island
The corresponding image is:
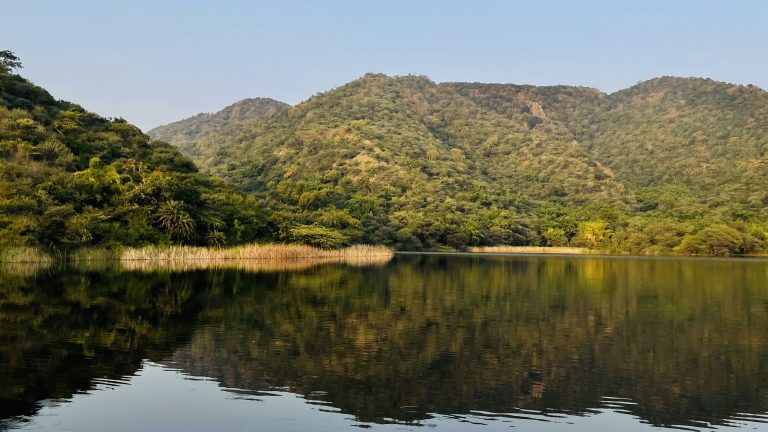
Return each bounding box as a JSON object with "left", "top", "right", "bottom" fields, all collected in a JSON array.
[{"left": 1, "top": 49, "right": 768, "bottom": 262}]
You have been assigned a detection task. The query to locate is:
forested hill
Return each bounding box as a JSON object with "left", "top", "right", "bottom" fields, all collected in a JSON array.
[
  {"left": 154, "top": 73, "right": 768, "bottom": 255},
  {"left": 3, "top": 44, "right": 767, "bottom": 256},
  {"left": 0, "top": 52, "right": 270, "bottom": 250},
  {"left": 147, "top": 97, "right": 289, "bottom": 159}
]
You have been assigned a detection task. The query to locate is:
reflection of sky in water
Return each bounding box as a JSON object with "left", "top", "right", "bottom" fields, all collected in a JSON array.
[{"left": 8, "top": 362, "right": 766, "bottom": 432}]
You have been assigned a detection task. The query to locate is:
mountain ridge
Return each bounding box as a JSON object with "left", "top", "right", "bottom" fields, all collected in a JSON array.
[
  {"left": 151, "top": 72, "right": 768, "bottom": 254},
  {"left": 4, "top": 50, "right": 766, "bottom": 255},
  {"left": 147, "top": 97, "right": 290, "bottom": 158}
]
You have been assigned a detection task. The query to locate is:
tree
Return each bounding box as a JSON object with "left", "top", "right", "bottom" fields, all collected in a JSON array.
[
  {"left": 72, "top": 157, "right": 123, "bottom": 205},
  {"left": 576, "top": 221, "right": 611, "bottom": 249},
  {"left": 677, "top": 224, "right": 761, "bottom": 256},
  {"left": 288, "top": 225, "right": 346, "bottom": 249},
  {"left": 157, "top": 200, "right": 196, "bottom": 241},
  {"left": 0, "top": 50, "right": 22, "bottom": 73},
  {"left": 543, "top": 228, "right": 568, "bottom": 247}
]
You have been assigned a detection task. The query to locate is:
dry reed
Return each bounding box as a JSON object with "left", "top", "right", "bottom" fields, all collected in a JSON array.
[
  {"left": 120, "top": 244, "right": 393, "bottom": 262},
  {"left": 468, "top": 246, "right": 594, "bottom": 255},
  {"left": 119, "top": 255, "right": 392, "bottom": 272},
  {"left": 117, "top": 244, "right": 393, "bottom": 272},
  {"left": 0, "top": 247, "right": 54, "bottom": 263}
]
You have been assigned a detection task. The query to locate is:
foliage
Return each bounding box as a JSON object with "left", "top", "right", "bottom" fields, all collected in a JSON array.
[
  {"left": 147, "top": 97, "right": 289, "bottom": 159},
  {"left": 0, "top": 50, "right": 22, "bottom": 73},
  {"left": 4, "top": 50, "right": 768, "bottom": 256},
  {"left": 0, "top": 53, "right": 268, "bottom": 251},
  {"left": 676, "top": 223, "right": 762, "bottom": 256},
  {"left": 152, "top": 73, "right": 768, "bottom": 255},
  {"left": 288, "top": 225, "right": 347, "bottom": 249}
]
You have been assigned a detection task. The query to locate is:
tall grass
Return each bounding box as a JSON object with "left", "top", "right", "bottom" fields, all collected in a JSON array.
[
  {"left": 468, "top": 246, "right": 595, "bottom": 255},
  {"left": 1, "top": 244, "right": 394, "bottom": 274},
  {"left": 120, "top": 243, "right": 393, "bottom": 261},
  {"left": 66, "top": 247, "right": 123, "bottom": 262},
  {"left": 117, "top": 244, "right": 393, "bottom": 272},
  {"left": 119, "top": 255, "right": 392, "bottom": 272},
  {"left": 0, "top": 247, "right": 54, "bottom": 263}
]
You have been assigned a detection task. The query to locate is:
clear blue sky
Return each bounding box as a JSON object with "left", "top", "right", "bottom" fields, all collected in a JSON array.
[{"left": 2, "top": 0, "right": 767, "bottom": 130}]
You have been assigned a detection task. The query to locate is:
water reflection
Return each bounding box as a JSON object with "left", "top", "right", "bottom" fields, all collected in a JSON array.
[{"left": 1, "top": 254, "right": 767, "bottom": 430}]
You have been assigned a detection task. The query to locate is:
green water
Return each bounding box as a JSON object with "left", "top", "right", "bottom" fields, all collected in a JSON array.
[{"left": 1, "top": 254, "right": 767, "bottom": 431}]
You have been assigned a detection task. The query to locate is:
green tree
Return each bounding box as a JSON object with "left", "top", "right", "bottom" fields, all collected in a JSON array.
[
  {"left": 0, "top": 50, "right": 22, "bottom": 73},
  {"left": 288, "top": 225, "right": 346, "bottom": 249},
  {"left": 677, "top": 224, "right": 761, "bottom": 256},
  {"left": 543, "top": 228, "right": 568, "bottom": 247},
  {"left": 575, "top": 221, "right": 611, "bottom": 249},
  {"left": 157, "top": 200, "right": 196, "bottom": 241}
]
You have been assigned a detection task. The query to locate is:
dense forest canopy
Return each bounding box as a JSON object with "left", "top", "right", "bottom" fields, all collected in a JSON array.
[
  {"left": 0, "top": 52, "right": 270, "bottom": 251},
  {"left": 2, "top": 49, "right": 767, "bottom": 255},
  {"left": 150, "top": 72, "right": 768, "bottom": 255}
]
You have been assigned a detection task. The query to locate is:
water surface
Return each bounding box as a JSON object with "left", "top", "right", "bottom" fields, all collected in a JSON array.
[{"left": 1, "top": 254, "right": 767, "bottom": 431}]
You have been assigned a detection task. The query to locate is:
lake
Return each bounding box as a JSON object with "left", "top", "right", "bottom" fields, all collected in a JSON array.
[{"left": 1, "top": 253, "right": 767, "bottom": 431}]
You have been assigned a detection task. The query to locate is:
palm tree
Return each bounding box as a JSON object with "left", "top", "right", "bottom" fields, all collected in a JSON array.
[{"left": 157, "top": 200, "right": 195, "bottom": 241}]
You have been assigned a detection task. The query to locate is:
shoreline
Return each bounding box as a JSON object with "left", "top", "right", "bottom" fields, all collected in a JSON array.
[
  {"left": 2, "top": 244, "right": 767, "bottom": 265},
  {"left": 0, "top": 244, "right": 393, "bottom": 264},
  {"left": 395, "top": 250, "right": 768, "bottom": 262}
]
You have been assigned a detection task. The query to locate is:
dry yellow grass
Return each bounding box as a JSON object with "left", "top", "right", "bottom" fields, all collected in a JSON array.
[
  {"left": 468, "top": 246, "right": 594, "bottom": 255},
  {"left": 0, "top": 247, "right": 54, "bottom": 263},
  {"left": 120, "top": 243, "right": 393, "bottom": 261},
  {"left": 0, "top": 261, "right": 54, "bottom": 276},
  {"left": 119, "top": 255, "right": 392, "bottom": 272},
  {"left": 117, "top": 244, "right": 394, "bottom": 272}
]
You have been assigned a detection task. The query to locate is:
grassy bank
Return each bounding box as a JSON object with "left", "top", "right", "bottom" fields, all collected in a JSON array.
[
  {"left": 117, "top": 244, "right": 393, "bottom": 271},
  {"left": 120, "top": 244, "right": 392, "bottom": 261},
  {"left": 0, "top": 244, "right": 393, "bottom": 264},
  {"left": 0, "top": 247, "right": 55, "bottom": 264},
  {"left": 468, "top": 246, "right": 595, "bottom": 255}
]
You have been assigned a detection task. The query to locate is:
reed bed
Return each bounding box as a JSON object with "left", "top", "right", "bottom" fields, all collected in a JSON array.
[
  {"left": 117, "top": 244, "right": 393, "bottom": 272},
  {"left": 0, "top": 261, "right": 54, "bottom": 277},
  {"left": 120, "top": 244, "right": 393, "bottom": 262},
  {"left": 66, "top": 247, "right": 123, "bottom": 262},
  {"left": 120, "top": 254, "right": 392, "bottom": 272},
  {"left": 0, "top": 244, "right": 393, "bottom": 274},
  {"left": 468, "top": 246, "right": 594, "bottom": 255},
  {"left": 0, "top": 247, "right": 54, "bottom": 263}
]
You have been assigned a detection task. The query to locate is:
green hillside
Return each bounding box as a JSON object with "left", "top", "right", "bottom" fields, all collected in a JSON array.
[
  {"left": 155, "top": 73, "right": 768, "bottom": 255},
  {"left": 3, "top": 45, "right": 766, "bottom": 255},
  {"left": 148, "top": 97, "right": 289, "bottom": 159},
  {"left": 184, "top": 74, "right": 633, "bottom": 250},
  {"left": 0, "top": 52, "right": 268, "bottom": 251},
  {"left": 587, "top": 77, "right": 768, "bottom": 218}
]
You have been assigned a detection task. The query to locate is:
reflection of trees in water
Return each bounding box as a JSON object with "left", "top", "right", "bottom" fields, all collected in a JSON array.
[
  {"left": 0, "top": 268, "right": 204, "bottom": 419},
  {"left": 170, "top": 256, "right": 768, "bottom": 427},
  {"left": 1, "top": 256, "right": 768, "bottom": 428}
]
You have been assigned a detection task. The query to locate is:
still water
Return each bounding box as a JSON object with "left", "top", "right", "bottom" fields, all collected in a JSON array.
[{"left": 1, "top": 254, "right": 767, "bottom": 431}]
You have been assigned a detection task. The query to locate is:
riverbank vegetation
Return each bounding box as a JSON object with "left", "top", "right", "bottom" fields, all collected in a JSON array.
[
  {"left": 0, "top": 246, "right": 52, "bottom": 264},
  {"left": 0, "top": 243, "right": 391, "bottom": 264},
  {"left": 469, "top": 246, "right": 594, "bottom": 255}
]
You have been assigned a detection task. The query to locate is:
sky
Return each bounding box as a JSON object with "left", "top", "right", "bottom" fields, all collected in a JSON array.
[{"left": 2, "top": 0, "right": 767, "bottom": 131}]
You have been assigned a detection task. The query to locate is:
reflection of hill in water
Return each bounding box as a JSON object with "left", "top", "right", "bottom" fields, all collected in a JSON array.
[
  {"left": 2, "top": 255, "right": 768, "bottom": 428},
  {"left": 164, "top": 255, "right": 768, "bottom": 427}
]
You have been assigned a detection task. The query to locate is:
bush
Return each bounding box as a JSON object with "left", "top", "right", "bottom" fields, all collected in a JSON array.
[
  {"left": 677, "top": 224, "right": 761, "bottom": 256},
  {"left": 288, "top": 225, "right": 346, "bottom": 249}
]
